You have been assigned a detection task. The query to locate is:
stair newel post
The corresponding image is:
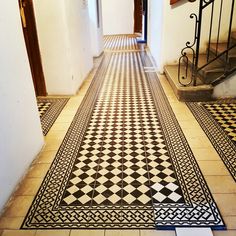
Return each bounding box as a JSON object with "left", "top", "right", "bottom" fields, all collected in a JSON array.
[
  {"left": 193, "top": 0, "right": 204, "bottom": 86},
  {"left": 226, "top": 0, "right": 235, "bottom": 67}
]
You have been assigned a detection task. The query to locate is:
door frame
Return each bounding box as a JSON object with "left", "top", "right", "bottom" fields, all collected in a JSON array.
[
  {"left": 135, "top": 0, "right": 148, "bottom": 43},
  {"left": 19, "top": 0, "right": 46, "bottom": 96}
]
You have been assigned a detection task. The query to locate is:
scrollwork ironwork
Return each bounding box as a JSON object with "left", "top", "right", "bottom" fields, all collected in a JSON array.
[{"left": 178, "top": 13, "right": 198, "bottom": 86}]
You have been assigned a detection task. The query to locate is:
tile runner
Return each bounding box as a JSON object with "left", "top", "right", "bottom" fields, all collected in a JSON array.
[
  {"left": 104, "top": 35, "right": 140, "bottom": 51},
  {"left": 22, "top": 36, "right": 224, "bottom": 230},
  {"left": 37, "top": 97, "right": 69, "bottom": 135},
  {"left": 187, "top": 100, "right": 236, "bottom": 181}
]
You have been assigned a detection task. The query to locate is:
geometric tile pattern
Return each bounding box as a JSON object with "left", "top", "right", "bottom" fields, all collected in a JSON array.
[
  {"left": 187, "top": 99, "right": 236, "bottom": 181},
  {"left": 22, "top": 36, "right": 224, "bottom": 230},
  {"left": 104, "top": 34, "right": 140, "bottom": 51},
  {"left": 204, "top": 102, "right": 236, "bottom": 143},
  {"left": 37, "top": 97, "right": 69, "bottom": 135}
]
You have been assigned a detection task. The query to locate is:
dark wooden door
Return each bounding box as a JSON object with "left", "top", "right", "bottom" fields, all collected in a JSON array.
[
  {"left": 134, "top": 0, "right": 143, "bottom": 33},
  {"left": 19, "top": 0, "right": 46, "bottom": 96}
]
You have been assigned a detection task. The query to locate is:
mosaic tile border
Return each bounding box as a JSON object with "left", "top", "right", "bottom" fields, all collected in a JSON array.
[
  {"left": 140, "top": 52, "right": 225, "bottom": 229},
  {"left": 187, "top": 100, "right": 236, "bottom": 181},
  {"left": 37, "top": 97, "right": 69, "bottom": 135},
  {"left": 22, "top": 48, "right": 225, "bottom": 229}
]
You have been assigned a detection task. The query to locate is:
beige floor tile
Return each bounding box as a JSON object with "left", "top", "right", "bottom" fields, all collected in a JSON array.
[
  {"left": 27, "top": 164, "right": 51, "bottom": 178},
  {"left": 182, "top": 128, "right": 206, "bottom": 138},
  {"left": 174, "top": 112, "right": 196, "bottom": 121},
  {"left": 71, "top": 230, "right": 104, "bottom": 236},
  {"left": 177, "top": 120, "right": 199, "bottom": 130},
  {"left": 35, "top": 230, "right": 70, "bottom": 236},
  {"left": 15, "top": 178, "right": 43, "bottom": 196},
  {"left": 213, "top": 194, "right": 236, "bottom": 216},
  {"left": 140, "top": 230, "right": 176, "bottom": 236},
  {"left": 36, "top": 150, "right": 57, "bottom": 164},
  {"left": 0, "top": 217, "right": 24, "bottom": 230},
  {"left": 45, "top": 130, "right": 66, "bottom": 140},
  {"left": 55, "top": 115, "right": 74, "bottom": 123},
  {"left": 224, "top": 216, "right": 236, "bottom": 230},
  {"left": 50, "top": 123, "right": 71, "bottom": 131},
  {"left": 213, "top": 230, "right": 236, "bottom": 236},
  {"left": 187, "top": 137, "right": 213, "bottom": 149},
  {"left": 105, "top": 230, "right": 139, "bottom": 236},
  {"left": 43, "top": 140, "right": 62, "bottom": 151},
  {"left": 205, "top": 176, "right": 236, "bottom": 194},
  {"left": 45, "top": 135, "right": 64, "bottom": 143},
  {"left": 3, "top": 196, "right": 34, "bottom": 217},
  {"left": 197, "top": 161, "right": 230, "bottom": 176},
  {"left": 2, "top": 230, "right": 36, "bottom": 236},
  {"left": 191, "top": 148, "right": 221, "bottom": 161}
]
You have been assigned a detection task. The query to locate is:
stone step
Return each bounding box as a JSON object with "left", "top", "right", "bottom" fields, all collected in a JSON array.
[
  {"left": 209, "top": 42, "right": 236, "bottom": 67},
  {"left": 164, "top": 65, "right": 213, "bottom": 102},
  {"left": 185, "top": 54, "right": 225, "bottom": 84},
  {"left": 231, "top": 31, "right": 236, "bottom": 42}
]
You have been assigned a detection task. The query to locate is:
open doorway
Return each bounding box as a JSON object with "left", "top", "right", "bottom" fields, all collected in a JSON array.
[
  {"left": 19, "top": 0, "right": 46, "bottom": 96},
  {"left": 134, "top": 0, "right": 148, "bottom": 43}
]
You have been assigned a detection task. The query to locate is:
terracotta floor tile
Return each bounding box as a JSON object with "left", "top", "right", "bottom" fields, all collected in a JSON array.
[
  {"left": 1, "top": 230, "right": 36, "bottom": 236},
  {"left": 205, "top": 176, "right": 236, "bottom": 193},
  {"left": 15, "top": 178, "right": 43, "bottom": 196},
  {"left": 223, "top": 216, "right": 236, "bottom": 230},
  {"left": 36, "top": 150, "right": 57, "bottom": 164},
  {"left": 27, "top": 164, "right": 51, "bottom": 178},
  {"left": 213, "top": 230, "right": 236, "bottom": 236},
  {"left": 0, "top": 217, "right": 24, "bottom": 230},
  {"left": 71, "top": 230, "right": 104, "bottom": 236},
  {"left": 3, "top": 196, "right": 34, "bottom": 217},
  {"left": 105, "top": 230, "right": 139, "bottom": 236},
  {"left": 213, "top": 194, "right": 236, "bottom": 216},
  {"left": 35, "top": 230, "right": 70, "bottom": 236}
]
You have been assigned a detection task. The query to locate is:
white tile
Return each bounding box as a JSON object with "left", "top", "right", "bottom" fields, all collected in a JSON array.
[{"left": 176, "top": 228, "right": 213, "bottom": 236}]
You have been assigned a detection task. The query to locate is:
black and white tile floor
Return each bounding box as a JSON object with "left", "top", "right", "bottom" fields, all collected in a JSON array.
[
  {"left": 2, "top": 36, "right": 236, "bottom": 236},
  {"left": 21, "top": 46, "right": 224, "bottom": 229},
  {"left": 37, "top": 98, "right": 69, "bottom": 135}
]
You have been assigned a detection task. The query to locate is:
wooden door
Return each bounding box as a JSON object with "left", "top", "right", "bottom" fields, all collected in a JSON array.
[
  {"left": 134, "top": 0, "right": 143, "bottom": 33},
  {"left": 19, "top": 0, "right": 46, "bottom": 96}
]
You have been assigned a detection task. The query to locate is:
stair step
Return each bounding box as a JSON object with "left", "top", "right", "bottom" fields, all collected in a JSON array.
[
  {"left": 164, "top": 65, "right": 213, "bottom": 102},
  {"left": 185, "top": 54, "right": 225, "bottom": 84},
  {"left": 209, "top": 42, "right": 236, "bottom": 67},
  {"left": 231, "top": 31, "right": 236, "bottom": 42},
  {"left": 176, "top": 228, "right": 213, "bottom": 236}
]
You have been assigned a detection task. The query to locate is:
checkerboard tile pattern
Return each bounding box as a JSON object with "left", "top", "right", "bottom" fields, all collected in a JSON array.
[
  {"left": 104, "top": 35, "right": 140, "bottom": 51},
  {"left": 204, "top": 103, "right": 236, "bottom": 142},
  {"left": 188, "top": 100, "right": 236, "bottom": 181},
  {"left": 38, "top": 102, "right": 52, "bottom": 117},
  {"left": 37, "top": 98, "right": 69, "bottom": 135},
  {"left": 22, "top": 36, "right": 224, "bottom": 230}
]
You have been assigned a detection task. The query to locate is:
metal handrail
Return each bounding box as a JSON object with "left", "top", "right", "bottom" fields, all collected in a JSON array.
[{"left": 178, "top": 0, "right": 236, "bottom": 86}]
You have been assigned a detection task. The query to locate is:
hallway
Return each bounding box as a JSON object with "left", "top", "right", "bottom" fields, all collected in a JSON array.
[{"left": 0, "top": 36, "right": 236, "bottom": 235}]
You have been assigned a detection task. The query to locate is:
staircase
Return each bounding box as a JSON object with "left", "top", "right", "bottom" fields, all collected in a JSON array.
[{"left": 164, "top": 0, "right": 236, "bottom": 102}]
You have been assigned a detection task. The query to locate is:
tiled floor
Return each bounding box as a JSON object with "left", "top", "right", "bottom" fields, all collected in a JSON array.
[{"left": 0, "top": 36, "right": 236, "bottom": 235}]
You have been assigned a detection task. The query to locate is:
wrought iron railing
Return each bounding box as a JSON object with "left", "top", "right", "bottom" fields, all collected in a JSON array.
[{"left": 178, "top": 0, "right": 236, "bottom": 86}]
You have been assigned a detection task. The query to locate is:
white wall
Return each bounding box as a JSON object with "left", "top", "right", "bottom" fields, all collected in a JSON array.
[
  {"left": 148, "top": 0, "right": 236, "bottom": 73},
  {"left": 33, "top": 0, "right": 93, "bottom": 95},
  {"left": 64, "top": 0, "right": 93, "bottom": 89},
  {"left": 101, "top": 0, "right": 134, "bottom": 35},
  {"left": 213, "top": 73, "right": 236, "bottom": 98},
  {"left": 0, "top": 1, "right": 44, "bottom": 212},
  {"left": 88, "top": 0, "right": 104, "bottom": 57},
  {"left": 147, "top": 0, "right": 164, "bottom": 72}
]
